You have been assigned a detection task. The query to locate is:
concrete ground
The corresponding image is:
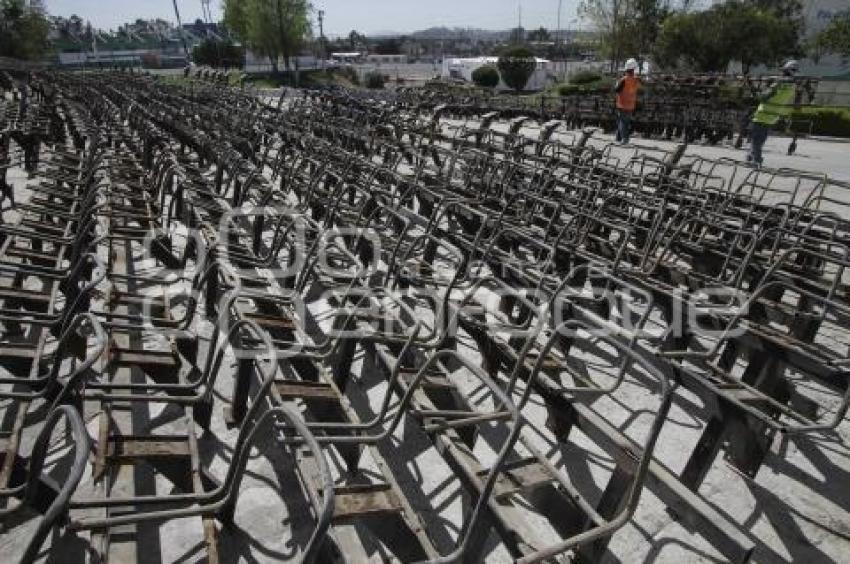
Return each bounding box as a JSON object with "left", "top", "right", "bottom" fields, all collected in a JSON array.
[
  {"left": 621, "top": 133, "right": 850, "bottom": 183},
  {"left": 0, "top": 122, "right": 848, "bottom": 563}
]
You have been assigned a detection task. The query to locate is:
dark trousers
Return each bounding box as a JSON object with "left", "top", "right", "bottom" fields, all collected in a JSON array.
[
  {"left": 616, "top": 110, "right": 633, "bottom": 144},
  {"left": 748, "top": 122, "right": 770, "bottom": 165}
]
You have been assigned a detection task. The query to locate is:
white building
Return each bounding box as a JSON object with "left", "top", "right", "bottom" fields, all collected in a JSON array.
[
  {"left": 366, "top": 54, "right": 408, "bottom": 64},
  {"left": 330, "top": 52, "right": 363, "bottom": 64},
  {"left": 441, "top": 56, "right": 556, "bottom": 91}
]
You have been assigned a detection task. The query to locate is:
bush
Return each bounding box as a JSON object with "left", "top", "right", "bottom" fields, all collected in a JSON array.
[
  {"left": 569, "top": 70, "right": 602, "bottom": 85},
  {"left": 472, "top": 65, "right": 500, "bottom": 88},
  {"left": 338, "top": 66, "right": 360, "bottom": 86},
  {"left": 192, "top": 39, "right": 245, "bottom": 69},
  {"left": 557, "top": 83, "right": 582, "bottom": 96},
  {"left": 228, "top": 71, "right": 247, "bottom": 87},
  {"left": 497, "top": 46, "right": 536, "bottom": 92},
  {"left": 556, "top": 76, "right": 615, "bottom": 96},
  {"left": 717, "top": 83, "right": 749, "bottom": 108},
  {"left": 792, "top": 108, "right": 850, "bottom": 138},
  {"left": 592, "top": 76, "right": 616, "bottom": 91},
  {"left": 365, "top": 72, "right": 386, "bottom": 89}
]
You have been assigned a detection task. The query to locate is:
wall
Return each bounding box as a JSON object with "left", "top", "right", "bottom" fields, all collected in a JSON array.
[{"left": 441, "top": 57, "right": 560, "bottom": 92}]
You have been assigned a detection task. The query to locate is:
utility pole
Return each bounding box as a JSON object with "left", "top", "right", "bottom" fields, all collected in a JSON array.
[
  {"left": 318, "top": 9, "right": 325, "bottom": 69},
  {"left": 557, "top": 0, "right": 562, "bottom": 45},
  {"left": 516, "top": 0, "right": 523, "bottom": 43},
  {"left": 172, "top": 0, "right": 190, "bottom": 60},
  {"left": 92, "top": 30, "right": 99, "bottom": 67}
]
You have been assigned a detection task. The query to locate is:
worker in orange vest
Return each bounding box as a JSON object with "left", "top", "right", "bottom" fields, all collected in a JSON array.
[{"left": 614, "top": 58, "right": 641, "bottom": 144}]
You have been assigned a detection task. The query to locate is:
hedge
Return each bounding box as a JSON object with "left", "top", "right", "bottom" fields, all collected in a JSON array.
[
  {"left": 557, "top": 83, "right": 582, "bottom": 96},
  {"left": 790, "top": 107, "right": 850, "bottom": 137},
  {"left": 569, "top": 70, "right": 603, "bottom": 85},
  {"left": 556, "top": 76, "right": 615, "bottom": 96}
]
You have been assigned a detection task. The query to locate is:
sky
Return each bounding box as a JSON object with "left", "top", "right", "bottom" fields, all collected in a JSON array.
[{"left": 45, "top": 0, "right": 583, "bottom": 35}]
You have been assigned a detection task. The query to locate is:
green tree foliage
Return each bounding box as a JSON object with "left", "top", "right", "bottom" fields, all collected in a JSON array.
[
  {"left": 814, "top": 17, "right": 850, "bottom": 59},
  {"left": 509, "top": 26, "right": 525, "bottom": 44},
  {"left": 578, "top": 0, "right": 669, "bottom": 69},
  {"left": 654, "top": 1, "right": 798, "bottom": 73},
  {"left": 0, "top": 0, "right": 50, "bottom": 60},
  {"left": 570, "top": 70, "right": 603, "bottom": 85},
  {"left": 223, "top": 0, "right": 311, "bottom": 72},
  {"left": 472, "top": 65, "right": 500, "bottom": 88},
  {"left": 751, "top": 0, "right": 804, "bottom": 40},
  {"left": 338, "top": 66, "right": 360, "bottom": 86},
  {"left": 527, "top": 27, "right": 551, "bottom": 42},
  {"left": 348, "top": 30, "right": 366, "bottom": 50},
  {"left": 373, "top": 38, "right": 401, "bottom": 55},
  {"left": 497, "top": 45, "right": 535, "bottom": 92},
  {"left": 192, "top": 39, "right": 245, "bottom": 68}
]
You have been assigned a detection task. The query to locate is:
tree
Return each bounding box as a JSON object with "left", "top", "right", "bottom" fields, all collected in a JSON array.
[
  {"left": 193, "top": 39, "right": 245, "bottom": 68},
  {"left": 579, "top": 0, "right": 668, "bottom": 70},
  {"left": 732, "top": 3, "right": 798, "bottom": 72},
  {"left": 373, "top": 38, "right": 401, "bottom": 55},
  {"left": 750, "top": 0, "right": 804, "bottom": 43},
  {"left": 527, "top": 27, "right": 551, "bottom": 42},
  {"left": 223, "top": 0, "right": 312, "bottom": 72},
  {"left": 68, "top": 14, "right": 83, "bottom": 36},
  {"left": 472, "top": 65, "right": 500, "bottom": 88},
  {"left": 0, "top": 0, "right": 50, "bottom": 60},
  {"left": 632, "top": 0, "right": 670, "bottom": 61},
  {"left": 497, "top": 45, "right": 536, "bottom": 92},
  {"left": 654, "top": 1, "right": 798, "bottom": 73},
  {"left": 348, "top": 30, "right": 366, "bottom": 50},
  {"left": 814, "top": 17, "right": 850, "bottom": 59},
  {"left": 509, "top": 26, "right": 526, "bottom": 44}
]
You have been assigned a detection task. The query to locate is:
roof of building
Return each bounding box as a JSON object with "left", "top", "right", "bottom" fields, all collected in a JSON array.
[{"left": 445, "top": 56, "right": 550, "bottom": 65}]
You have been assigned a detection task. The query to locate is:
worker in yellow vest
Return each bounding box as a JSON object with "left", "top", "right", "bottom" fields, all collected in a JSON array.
[
  {"left": 748, "top": 60, "right": 798, "bottom": 166},
  {"left": 614, "top": 58, "right": 641, "bottom": 144}
]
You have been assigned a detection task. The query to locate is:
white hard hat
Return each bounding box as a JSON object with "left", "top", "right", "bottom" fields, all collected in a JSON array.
[{"left": 624, "top": 58, "right": 639, "bottom": 71}]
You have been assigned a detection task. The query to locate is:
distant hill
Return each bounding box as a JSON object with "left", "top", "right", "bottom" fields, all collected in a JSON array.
[
  {"left": 355, "top": 26, "right": 523, "bottom": 41},
  {"left": 412, "top": 27, "right": 513, "bottom": 41},
  {"left": 331, "top": 25, "right": 585, "bottom": 42}
]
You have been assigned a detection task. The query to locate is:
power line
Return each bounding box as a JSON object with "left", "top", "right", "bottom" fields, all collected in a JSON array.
[{"left": 201, "top": 0, "right": 212, "bottom": 24}]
